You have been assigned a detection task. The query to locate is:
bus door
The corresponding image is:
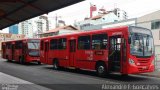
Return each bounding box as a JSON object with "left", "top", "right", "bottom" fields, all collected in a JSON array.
[
  {"left": 69, "top": 39, "right": 76, "bottom": 67},
  {"left": 2, "top": 44, "right": 6, "bottom": 58},
  {"left": 44, "top": 41, "right": 49, "bottom": 63},
  {"left": 11, "top": 44, "right": 15, "bottom": 60},
  {"left": 22, "top": 42, "right": 27, "bottom": 58},
  {"left": 108, "top": 35, "right": 126, "bottom": 73}
]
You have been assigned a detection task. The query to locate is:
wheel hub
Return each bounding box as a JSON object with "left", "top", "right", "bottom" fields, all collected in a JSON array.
[{"left": 98, "top": 66, "right": 104, "bottom": 74}]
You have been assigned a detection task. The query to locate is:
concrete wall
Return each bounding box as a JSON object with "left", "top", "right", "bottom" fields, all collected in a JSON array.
[
  {"left": 137, "top": 10, "right": 160, "bottom": 48},
  {"left": 155, "top": 46, "right": 160, "bottom": 70}
]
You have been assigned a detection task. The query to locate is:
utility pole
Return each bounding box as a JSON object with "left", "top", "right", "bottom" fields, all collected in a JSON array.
[
  {"left": 55, "top": 14, "right": 61, "bottom": 28},
  {"left": 55, "top": 14, "right": 58, "bottom": 28}
]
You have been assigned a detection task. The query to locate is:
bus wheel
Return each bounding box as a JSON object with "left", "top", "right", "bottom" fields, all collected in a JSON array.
[
  {"left": 75, "top": 68, "right": 81, "bottom": 72},
  {"left": 37, "top": 61, "right": 41, "bottom": 65},
  {"left": 53, "top": 60, "right": 59, "bottom": 70},
  {"left": 96, "top": 63, "right": 106, "bottom": 77},
  {"left": 20, "top": 57, "right": 25, "bottom": 64},
  {"left": 6, "top": 56, "right": 10, "bottom": 62},
  {"left": 7, "top": 59, "right": 10, "bottom": 62},
  {"left": 121, "top": 74, "right": 128, "bottom": 77}
]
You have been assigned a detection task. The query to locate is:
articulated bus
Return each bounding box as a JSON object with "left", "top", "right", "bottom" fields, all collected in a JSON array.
[
  {"left": 2, "top": 39, "right": 41, "bottom": 64},
  {"left": 40, "top": 26, "right": 154, "bottom": 76}
]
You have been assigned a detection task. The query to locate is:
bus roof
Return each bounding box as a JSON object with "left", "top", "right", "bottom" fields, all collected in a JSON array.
[
  {"left": 41, "top": 26, "right": 129, "bottom": 39},
  {"left": 2, "top": 38, "right": 40, "bottom": 43}
]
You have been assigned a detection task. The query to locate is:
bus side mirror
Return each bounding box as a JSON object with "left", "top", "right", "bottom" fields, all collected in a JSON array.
[{"left": 128, "top": 37, "right": 131, "bottom": 44}]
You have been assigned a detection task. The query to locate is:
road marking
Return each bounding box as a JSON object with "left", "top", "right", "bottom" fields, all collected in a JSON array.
[{"left": 0, "top": 72, "right": 52, "bottom": 90}]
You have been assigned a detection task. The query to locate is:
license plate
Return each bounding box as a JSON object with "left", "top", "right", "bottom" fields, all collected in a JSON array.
[{"left": 142, "top": 66, "right": 147, "bottom": 69}]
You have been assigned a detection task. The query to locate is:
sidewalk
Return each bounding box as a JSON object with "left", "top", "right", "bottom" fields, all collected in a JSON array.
[
  {"left": 137, "top": 70, "right": 160, "bottom": 78},
  {"left": 0, "top": 72, "right": 51, "bottom": 90}
]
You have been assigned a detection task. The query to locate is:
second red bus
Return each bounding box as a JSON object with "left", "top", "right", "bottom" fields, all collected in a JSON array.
[{"left": 2, "top": 39, "right": 41, "bottom": 64}]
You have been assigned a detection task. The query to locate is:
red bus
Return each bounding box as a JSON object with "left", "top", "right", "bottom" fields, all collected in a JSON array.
[
  {"left": 40, "top": 26, "right": 154, "bottom": 76},
  {"left": 2, "top": 39, "right": 41, "bottom": 64}
]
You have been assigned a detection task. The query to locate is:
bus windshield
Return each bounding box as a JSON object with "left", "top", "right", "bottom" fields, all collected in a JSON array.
[
  {"left": 27, "top": 39, "right": 40, "bottom": 56},
  {"left": 28, "top": 40, "right": 40, "bottom": 50},
  {"left": 130, "top": 27, "right": 154, "bottom": 57}
]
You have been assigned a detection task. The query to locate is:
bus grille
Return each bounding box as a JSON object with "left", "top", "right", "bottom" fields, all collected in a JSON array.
[
  {"left": 138, "top": 67, "right": 148, "bottom": 71},
  {"left": 137, "top": 59, "right": 149, "bottom": 66}
]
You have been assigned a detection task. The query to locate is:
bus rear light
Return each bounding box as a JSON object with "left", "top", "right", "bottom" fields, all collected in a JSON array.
[{"left": 129, "top": 58, "right": 135, "bottom": 65}]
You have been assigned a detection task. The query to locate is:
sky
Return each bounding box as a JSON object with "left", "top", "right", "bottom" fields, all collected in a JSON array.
[
  {"left": 1, "top": 0, "right": 160, "bottom": 33},
  {"left": 47, "top": 0, "right": 160, "bottom": 26}
]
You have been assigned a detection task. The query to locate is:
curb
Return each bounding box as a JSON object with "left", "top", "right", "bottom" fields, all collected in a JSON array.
[{"left": 137, "top": 72, "right": 160, "bottom": 78}]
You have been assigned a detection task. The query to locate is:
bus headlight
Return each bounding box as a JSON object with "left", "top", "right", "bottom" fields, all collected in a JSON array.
[{"left": 129, "top": 58, "right": 135, "bottom": 65}]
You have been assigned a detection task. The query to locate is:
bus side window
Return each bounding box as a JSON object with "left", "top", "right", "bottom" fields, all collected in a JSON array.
[
  {"left": 2, "top": 44, "right": 5, "bottom": 50},
  {"left": 19, "top": 41, "right": 23, "bottom": 49},
  {"left": 50, "top": 39, "right": 57, "bottom": 50},
  {"left": 15, "top": 42, "right": 18, "bottom": 49},
  {"left": 58, "top": 38, "right": 67, "bottom": 50},
  {"left": 15, "top": 41, "right": 22, "bottom": 49},
  {"left": 8, "top": 43, "right": 12, "bottom": 49},
  {"left": 6, "top": 42, "right": 11, "bottom": 49},
  {"left": 40, "top": 41, "right": 44, "bottom": 50},
  {"left": 78, "top": 35, "right": 91, "bottom": 50},
  {"left": 92, "top": 34, "right": 108, "bottom": 50},
  {"left": 5, "top": 43, "right": 7, "bottom": 49}
]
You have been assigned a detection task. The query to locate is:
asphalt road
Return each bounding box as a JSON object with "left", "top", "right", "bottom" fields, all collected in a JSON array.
[{"left": 0, "top": 58, "right": 160, "bottom": 90}]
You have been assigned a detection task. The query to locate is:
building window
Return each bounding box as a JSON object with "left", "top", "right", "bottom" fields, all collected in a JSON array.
[
  {"left": 78, "top": 35, "right": 91, "bottom": 50},
  {"left": 151, "top": 21, "right": 160, "bottom": 29},
  {"left": 92, "top": 34, "right": 108, "bottom": 50},
  {"left": 118, "top": 13, "right": 120, "bottom": 17}
]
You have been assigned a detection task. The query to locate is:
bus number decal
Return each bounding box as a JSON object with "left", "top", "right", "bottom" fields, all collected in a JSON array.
[
  {"left": 85, "top": 51, "right": 93, "bottom": 60},
  {"left": 112, "top": 32, "right": 122, "bottom": 35}
]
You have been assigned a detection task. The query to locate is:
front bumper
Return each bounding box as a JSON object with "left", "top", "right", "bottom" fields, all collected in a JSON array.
[{"left": 127, "top": 64, "right": 154, "bottom": 74}]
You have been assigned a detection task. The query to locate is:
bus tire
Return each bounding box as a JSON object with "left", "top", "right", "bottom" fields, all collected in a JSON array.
[
  {"left": 37, "top": 61, "right": 41, "bottom": 65},
  {"left": 121, "top": 74, "right": 128, "bottom": 77},
  {"left": 53, "top": 59, "right": 59, "bottom": 70},
  {"left": 75, "top": 68, "right": 81, "bottom": 72},
  {"left": 96, "top": 62, "right": 106, "bottom": 77},
  {"left": 6, "top": 55, "right": 10, "bottom": 62},
  {"left": 20, "top": 57, "right": 25, "bottom": 64}
]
